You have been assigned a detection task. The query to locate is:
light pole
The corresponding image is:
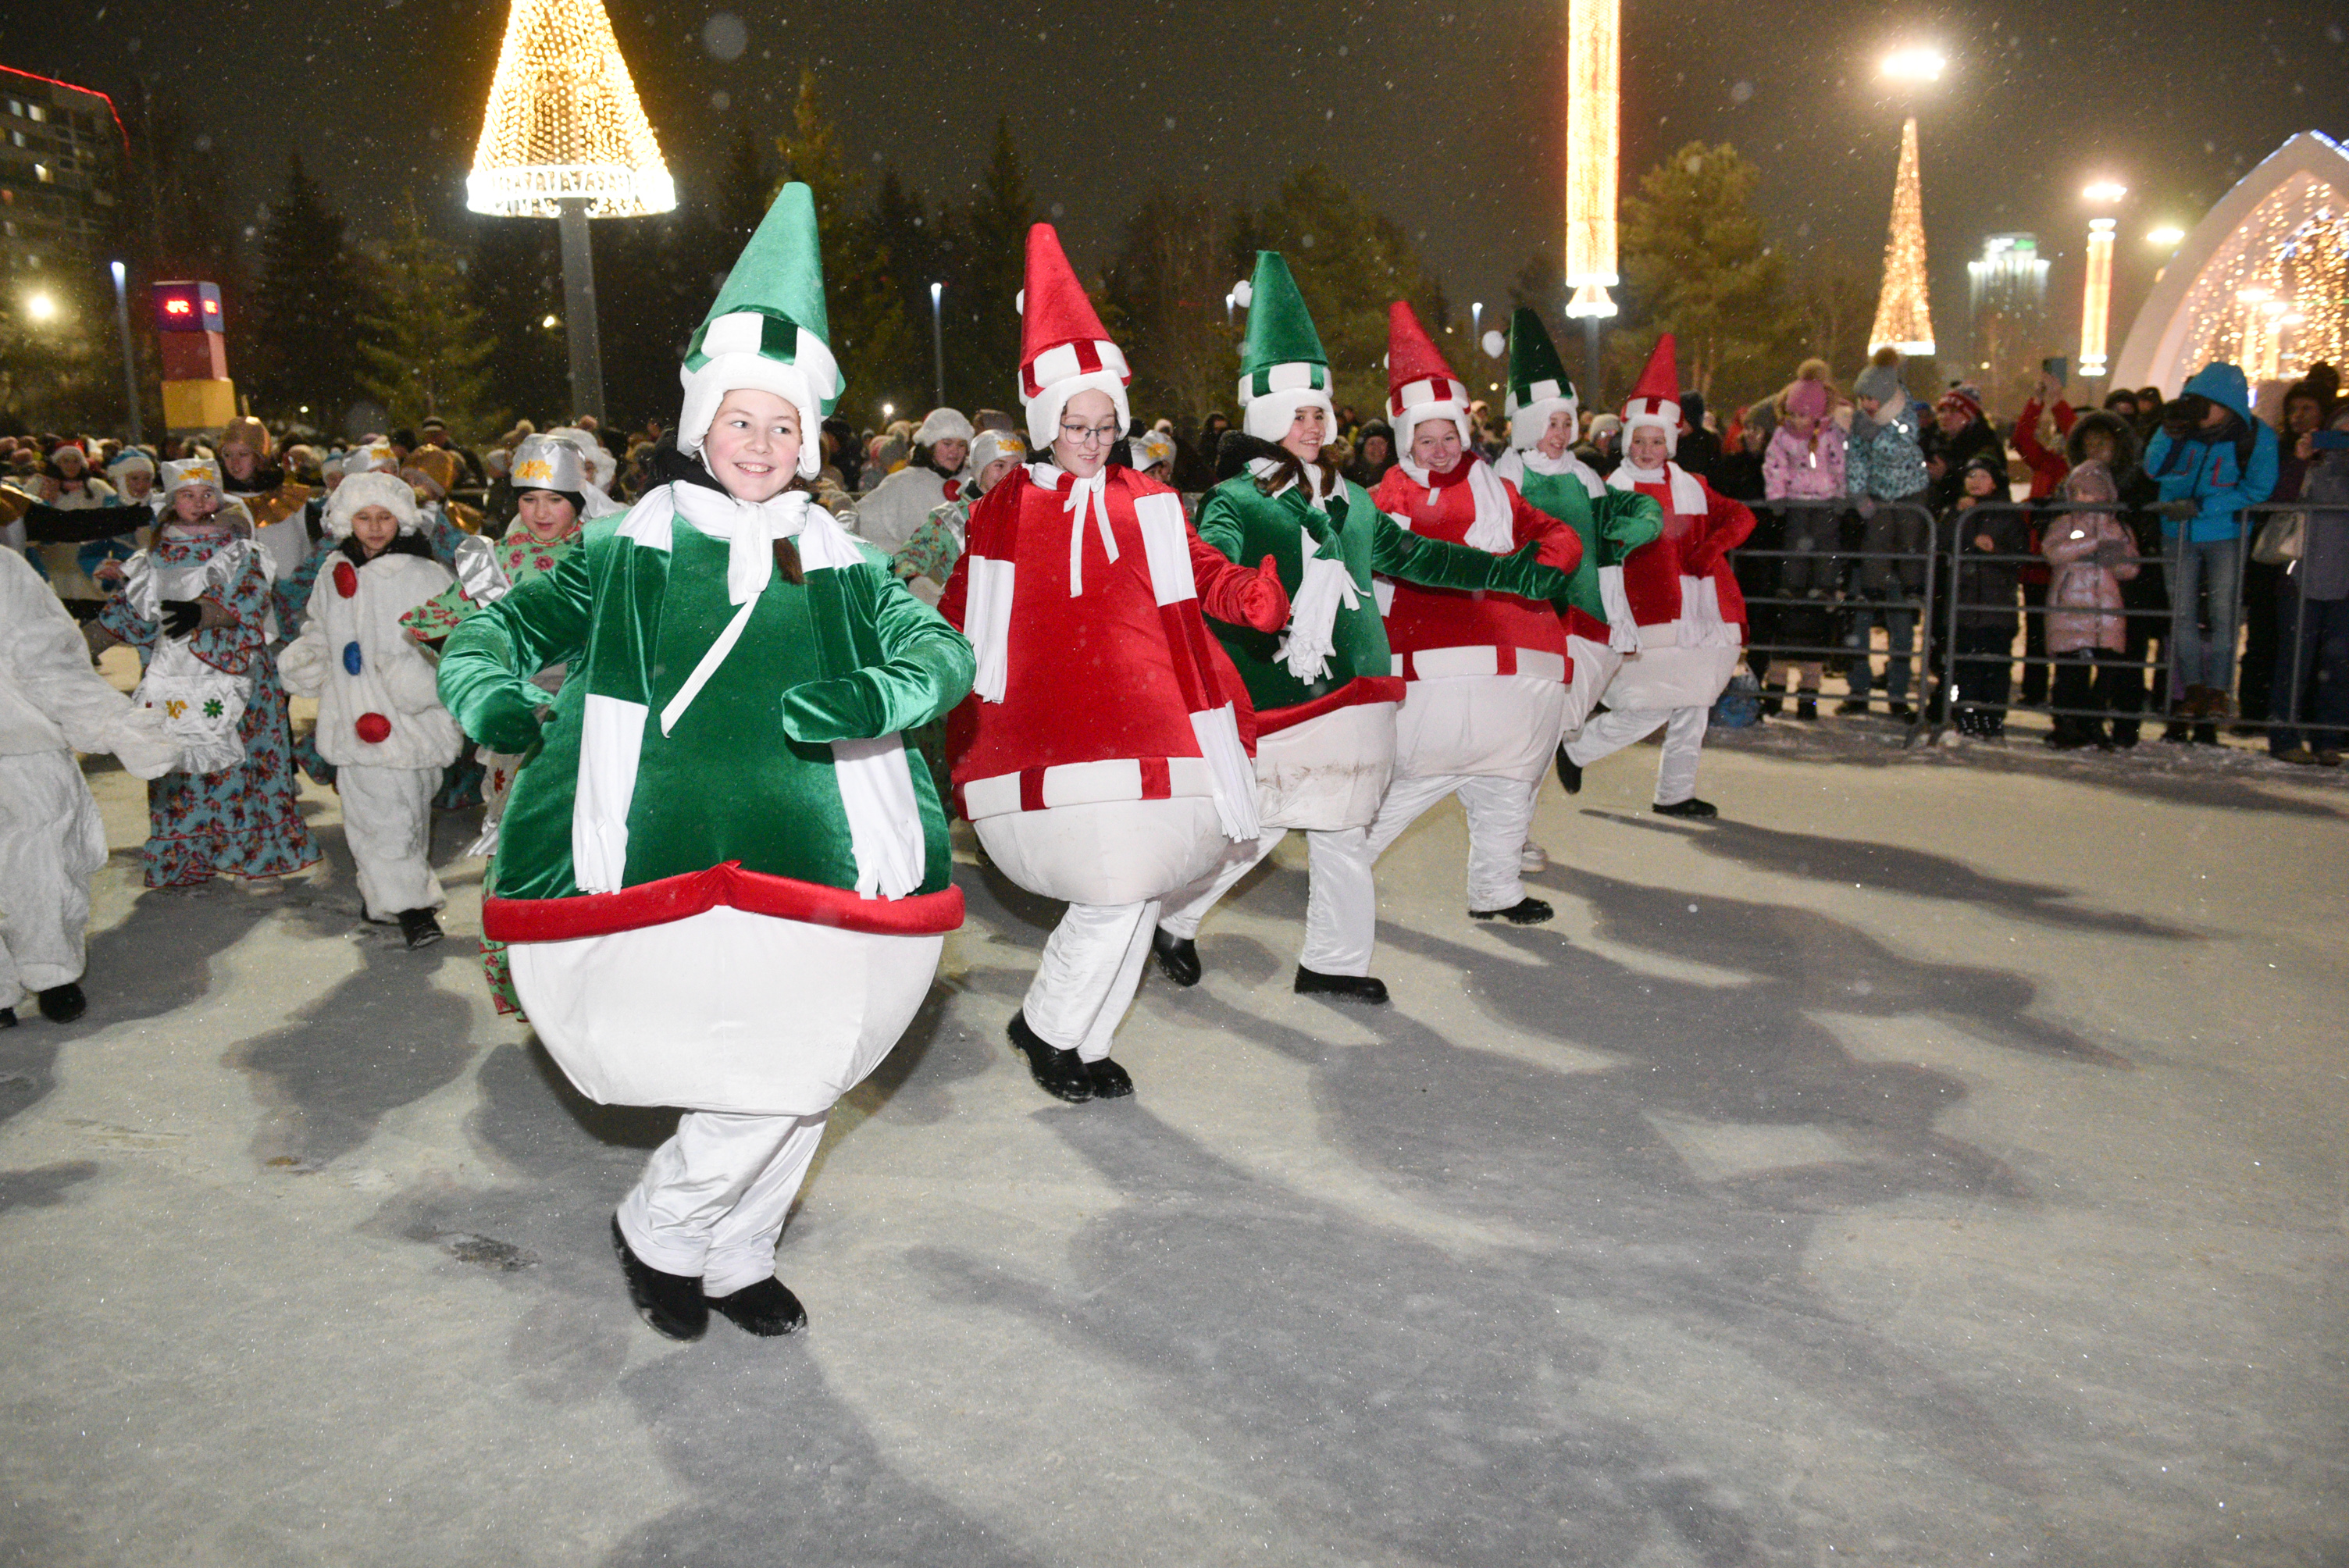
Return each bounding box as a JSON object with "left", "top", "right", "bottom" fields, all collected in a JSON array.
[
  {"left": 2077, "top": 182, "right": 2126, "bottom": 379},
  {"left": 109, "top": 261, "right": 144, "bottom": 444},
  {"left": 929, "top": 281, "right": 944, "bottom": 409}
]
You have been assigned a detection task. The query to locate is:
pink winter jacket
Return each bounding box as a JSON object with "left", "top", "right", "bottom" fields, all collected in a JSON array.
[
  {"left": 2042, "top": 460, "right": 2140, "bottom": 654},
  {"left": 1763, "top": 423, "right": 1846, "bottom": 501}
]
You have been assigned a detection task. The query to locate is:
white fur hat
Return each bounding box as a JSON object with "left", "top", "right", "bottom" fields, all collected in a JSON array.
[
  {"left": 323, "top": 472, "right": 424, "bottom": 540},
  {"left": 915, "top": 407, "right": 975, "bottom": 447}
]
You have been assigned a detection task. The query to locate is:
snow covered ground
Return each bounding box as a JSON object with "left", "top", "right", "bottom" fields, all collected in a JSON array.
[{"left": 2, "top": 688, "right": 2344, "bottom": 1566}]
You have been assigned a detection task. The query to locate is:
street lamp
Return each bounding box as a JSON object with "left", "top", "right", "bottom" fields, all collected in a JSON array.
[
  {"left": 2146, "top": 226, "right": 2186, "bottom": 248},
  {"left": 929, "top": 280, "right": 944, "bottom": 409},
  {"left": 26, "top": 290, "right": 58, "bottom": 322},
  {"left": 1880, "top": 47, "right": 1946, "bottom": 82},
  {"left": 109, "top": 260, "right": 143, "bottom": 444}
]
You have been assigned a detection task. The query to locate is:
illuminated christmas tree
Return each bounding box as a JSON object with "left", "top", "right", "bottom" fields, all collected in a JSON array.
[
  {"left": 467, "top": 0, "right": 675, "bottom": 420},
  {"left": 1868, "top": 117, "right": 1937, "bottom": 356}
]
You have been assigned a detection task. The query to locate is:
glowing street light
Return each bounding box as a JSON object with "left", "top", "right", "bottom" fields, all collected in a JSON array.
[
  {"left": 1880, "top": 47, "right": 1946, "bottom": 83},
  {"left": 2081, "top": 181, "right": 2130, "bottom": 205},
  {"left": 929, "top": 280, "right": 945, "bottom": 408},
  {"left": 2147, "top": 226, "right": 2187, "bottom": 248},
  {"left": 1563, "top": 0, "right": 1620, "bottom": 323},
  {"left": 25, "top": 290, "right": 58, "bottom": 323}
]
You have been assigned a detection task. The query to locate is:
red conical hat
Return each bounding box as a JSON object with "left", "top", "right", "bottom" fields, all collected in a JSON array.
[
  {"left": 1385, "top": 300, "right": 1470, "bottom": 445},
  {"left": 1620, "top": 333, "right": 1683, "bottom": 458},
  {"left": 1017, "top": 223, "right": 1131, "bottom": 447}
]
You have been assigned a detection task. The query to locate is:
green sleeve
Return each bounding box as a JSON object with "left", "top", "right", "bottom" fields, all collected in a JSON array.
[
  {"left": 1369, "top": 511, "right": 1502, "bottom": 590},
  {"left": 1595, "top": 486, "right": 1664, "bottom": 551},
  {"left": 783, "top": 565, "right": 977, "bottom": 743},
  {"left": 439, "top": 539, "right": 595, "bottom": 750},
  {"left": 1192, "top": 487, "right": 1244, "bottom": 565}
]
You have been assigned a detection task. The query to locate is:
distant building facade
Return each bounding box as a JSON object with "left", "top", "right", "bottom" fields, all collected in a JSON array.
[
  {"left": 1967, "top": 233, "right": 2052, "bottom": 404},
  {"left": 0, "top": 64, "right": 126, "bottom": 282}
]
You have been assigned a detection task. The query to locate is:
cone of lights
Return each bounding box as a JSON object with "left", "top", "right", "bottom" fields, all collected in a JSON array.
[
  {"left": 2079, "top": 219, "right": 2116, "bottom": 375},
  {"left": 1868, "top": 117, "right": 1936, "bottom": 355},
  {"left": 1563, "top": 0, "right": 1619, "bottom": 319},
  {"left": 467, "top": 0, "right": 675, "bottom": 218}
]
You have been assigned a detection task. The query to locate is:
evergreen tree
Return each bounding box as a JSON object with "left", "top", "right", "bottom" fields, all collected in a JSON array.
[
  {"left": 248, "top": 153, "right": 369, "bottom": 427},
  {"left": 1237, "top": 166, "right": 1435, "bottom": 419},
  {"left": 1616, "top": 142, "right": 1795, "bottom": 402},
  {"left": 468, "top": 217, "right": 566, "bottom": 428},
  {"left": 775, "top": 71, "right": 913, "bottom": 427},
  {"left": 1102, "top": 186, "right": 1238, "bottom": 430},
  {"left": 945, "top": 117, "right": 1035, "bottom": 414},
  {"left": 357, "top": 194, "right": 500, "bottom": 440}
]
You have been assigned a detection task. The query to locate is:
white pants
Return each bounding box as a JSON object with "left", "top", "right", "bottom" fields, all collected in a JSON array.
[
  {"left": 1157, "top": 824, "right": 1378, "bottom": 976},
  {"left": 1565, "top": 704, "right": 1709, "bottom": 806},
  {"left": 1364, "top": 772, "right": 1535, "bottom": 914},
  {"left": 0, "top": 750, "right": 106, "bottom": 1010},
  {"left": 1023, "top": 900, "right": 1158, "bottom": 1061},
  {"left": 617, "top": 1109, "right": 829, "bottom": 1295},
  {"left": 337, "top": 764, "right": 444, "bottom": 921}
]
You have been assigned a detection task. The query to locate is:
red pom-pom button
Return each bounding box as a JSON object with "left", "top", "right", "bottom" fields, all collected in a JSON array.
[
  {"left": 333, "top": 561, "right": 359, "bottom": 597},
  {"left": 354, "top": 711, "right": 392, "bottom": 744}
]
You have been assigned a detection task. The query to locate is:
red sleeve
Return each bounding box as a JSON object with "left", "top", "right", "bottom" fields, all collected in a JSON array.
[
  {"left": 2011, "top": 400, "right": 2054, "bottom": 468},
  {"left": 1509, "top": 486, "right": 1582, "bottom": 575},
  {"left": 936, "top": 472, "right": 1024, "bottom": 631},
  {"left": 1189, "top": 524, "right": 1289, "bottom": 632},
  {"left": 1682, "top": 484, "right": 1755, "bottom": 572},
  {"left": 2052, "top": 401, "right": 2076, "bottom": 434}
]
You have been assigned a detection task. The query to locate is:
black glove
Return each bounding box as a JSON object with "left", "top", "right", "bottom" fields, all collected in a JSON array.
[{"left": 160, "top": 599, "right": 202, "bottom": 639}]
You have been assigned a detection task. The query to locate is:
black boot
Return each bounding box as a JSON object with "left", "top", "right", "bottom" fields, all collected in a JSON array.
[
  {"left": 1294, "top": 968, "right": 1389, "bottom": 1003},
  {"left": 1759, "top": 683, "right": 1784, "bottom": 718},
  {"left": 1652, "top": 796, "right": 1720, "bottom": 818},
  {"left": 705, "top": 1277, "right": 807, "bottom": 1337},
  {"left": 2192, "top": 721, "right": 2219, "bottom": 746},
  {"left": 1554, "top": 746, "right": 1582, "bottom": 794},
  {"left": 397, "top": 908, "right": 444, "bottom": 950},
  {"left": 0, "top": 1007, "right": 15, "bottom": 1028},
  {"left": 1007, "top": 1011, "right": 1093, "bottom": 1103},
  {"left": 1795, "top": 695, "right": 1819, "bottom": 722},
  {"left": 1469, "top": 896, "right": 1554, "bottom": 925},
  {"left": 611, "top": 1217, "right": 708, "bottom": 1341},
  {"left": 37, "top": 983, "right": 86, "bottom": 1023},
  {"left": 1150, "top": 928, "right": 1200, "bottom": 987},
  {"left": 1085, "top": 1057, "right": 1135, "bottom": 1099}
]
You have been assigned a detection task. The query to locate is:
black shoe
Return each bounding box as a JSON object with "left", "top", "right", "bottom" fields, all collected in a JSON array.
[
  {"left": 1652, "top": 796, "right": 1719, "bottom": 818},
  {"left": 1150, "top": 928, "right": 1200, "bottom": 987},
  {"left": 1085, "top": 1057, "right": 1135, "bottom": 1098},
  {"left": 1795, "top": 697, "right": 1819, "bottom": 722},
  {"left": 1835, "top": 699, "right": 1869, "bottom": 716},
  {"left": 1293, "top": 968, "right": 1389, "bottom": 1003},
  {"left": 1759, "top": 686, "right": 1784, "bottom": 718},
  {"left": 0, "top": 1007, "right": 15, "bottom": 1028},
  {"left": 1887, "top": 701, "right": 1917, "bottom": 723},
  {"left": 2192, "top": 722, "right": 2219, "bottom": 746},
  {"left": 398, "top": 908, "right": 444, "bottom": 950},
  {"left": 2160, "top": 722, "right": 2193, "bottom": 744},
  {"left": 1007, "top": 1011, "right": 1093, "bottom": 1103},
  {"left": 1554, "top": 745, "right": 1582, "bottom": 794},
  {"left": 1470, "top": 896, "right": 1554, "bottom": 925},
  {"left": 2044, "top": 730, "right": 2090, "bottom": 750},
  {"left": 705, "top": 1277, "right": 807, "bottom": 1337},
  {"left": 611, "top": 1217, "right": 708, "bottom": 1341},
  {"left": 36, "top": 983, "right": 86, "bottom": 1023}
]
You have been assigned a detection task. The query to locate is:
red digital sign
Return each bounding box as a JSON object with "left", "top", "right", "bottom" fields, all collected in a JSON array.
[{"left": 152, "top": 280, "right": 223, "bottom": 334}]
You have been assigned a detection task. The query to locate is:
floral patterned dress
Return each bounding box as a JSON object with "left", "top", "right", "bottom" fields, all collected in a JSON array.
[{"left": 97, "top": 529, "right": 321, "bottom": 888}]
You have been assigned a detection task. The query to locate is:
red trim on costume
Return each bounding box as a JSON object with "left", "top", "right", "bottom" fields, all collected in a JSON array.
[
  {"left": 484, "top": 862, "right": 965, "bottom": 942},
  {"left": 1139, "top": 756, "right": 1171, "bottom": 798},
  {"left": 1562, "top": 605, "right": 1613, "bottom": 645},
  {"left": 1253, "top": 675, "right": 1407, "bottom": 736}
]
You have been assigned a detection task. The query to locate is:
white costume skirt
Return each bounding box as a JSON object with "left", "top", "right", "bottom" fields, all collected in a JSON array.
[
  {"left": 975, "top": 794, "right": 1226, "bottom": 907},
  {"left": 1393, "top": 675, "right": 1567, "bottom": 783},
  {"left": 1255, "top": 700, "right": 1397, "bottom": 832}
]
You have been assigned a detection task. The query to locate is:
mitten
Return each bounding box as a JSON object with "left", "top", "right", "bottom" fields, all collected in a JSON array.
[{"left": 780, "top": 672, "right": 885, "bottom": 743}]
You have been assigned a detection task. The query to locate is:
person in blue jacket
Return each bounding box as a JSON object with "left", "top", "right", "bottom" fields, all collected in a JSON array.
[{"left": 2144, "top": 362, "right": 2278, "bottom": 725}]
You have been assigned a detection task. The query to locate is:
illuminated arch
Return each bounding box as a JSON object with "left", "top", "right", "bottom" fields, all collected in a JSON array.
[{"left": 2111, "top": 131, "right": 2349, "bottom": 394}]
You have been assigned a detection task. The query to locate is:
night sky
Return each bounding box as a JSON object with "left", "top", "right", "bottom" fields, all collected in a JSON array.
[{"left": 12, "top": 0, "right": 2347, "bottom": 375}]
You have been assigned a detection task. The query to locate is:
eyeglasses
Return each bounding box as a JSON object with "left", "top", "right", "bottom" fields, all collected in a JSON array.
[{"left": 1060, "top": 422, "right": 1122, "bottom": 446}]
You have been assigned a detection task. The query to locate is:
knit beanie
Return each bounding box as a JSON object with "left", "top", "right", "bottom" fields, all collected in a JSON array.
[{"left": 1853, "top": 347, "right": 1905, "bottom": 406}]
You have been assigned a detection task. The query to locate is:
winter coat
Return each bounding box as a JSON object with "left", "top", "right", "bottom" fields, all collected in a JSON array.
[
  {"left": 0, "top": 546, "right": 175, "bottom": 769},
  {"left": 2042, "top": 463, "right": 2140, "bottom": 654},
  {"left": 1945, "top": 496, "right": 2026, "bottom": 629},
  {"left": 854, "top": 461, "right": 968, "bottom": 555},
  {"left": 1845, "top": 410, "right": 1929, "bottom": 503},
  {"left": 2012, "top": 398, "right": 2077, "bottom": 501},
  {"left": 1923, "top": 416, "right": 2005, "bottom": 511},
  {"left": 2144, "top": 363, "right": 2280, "bottom": 543},
  {"left": 1762, "top": 423, "right": 1845, "bottom": 501},
  {"left": 279, "top": 543, "right": 466, "bottom": 770},
  {"left": 2295, "top": 429, "right": 2349, "bottom": 602}
]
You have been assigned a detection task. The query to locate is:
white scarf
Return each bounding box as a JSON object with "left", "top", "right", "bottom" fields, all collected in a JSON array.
[
  {"left": 1606, "top": 461, "right": 1736, "bottom": 648},
  {"left": 591, "top": 482, "right": 925, "bottom": 900},
  {"left": 1395, "top": 454, "right": 1517, "bottom": 553},
  {"left": 1060, "top": 465, "right": 1116, "bottom": 595},
  {"left": 1248, "top": 458, "right": 1358, "bottom": 683}
]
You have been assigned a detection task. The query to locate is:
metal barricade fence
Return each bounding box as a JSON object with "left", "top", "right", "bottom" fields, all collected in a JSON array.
[
  {"left": 1726, "top": 498, "right": 1940, "bottom": 740},
  {"left": 1923, "top": 501, "right": 2314, "bottom": 750}
]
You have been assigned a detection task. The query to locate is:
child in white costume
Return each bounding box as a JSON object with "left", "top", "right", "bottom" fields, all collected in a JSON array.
[
  {"left": 278, "top": 473, "right": 465, "bottom": 947},
  {"left": 0, "top": 548, "right": 179, "bottom": 1025}
]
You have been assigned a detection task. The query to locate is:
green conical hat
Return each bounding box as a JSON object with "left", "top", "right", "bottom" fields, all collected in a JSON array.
[
  {"left": 1234, "top": 251, "right": 1333, "bottom": 440},
  {"left": 1503, "top": 307, "right": 1575, "bottom": 420},
  {"left": 678, "top": 181, "right": 841, "bottom": 467}
]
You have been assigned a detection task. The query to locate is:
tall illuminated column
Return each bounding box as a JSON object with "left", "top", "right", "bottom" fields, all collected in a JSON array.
[
  {"left": 468, "top": 0, "right": 675, "bottom": 422},
  {"left": 1868, "top": 116, "right": 1937, "bottom": 355},
  {"left": 1563, "top": 0, "right": 1619, "bottom": 400},
  {"left": 2079, "top": 219, "right": 2116, "bottom": 376}
]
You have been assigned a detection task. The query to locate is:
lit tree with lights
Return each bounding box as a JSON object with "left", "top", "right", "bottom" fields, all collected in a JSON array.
[{"left": 1868, "top": 116, "right": 1937, "bottom": 357}]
